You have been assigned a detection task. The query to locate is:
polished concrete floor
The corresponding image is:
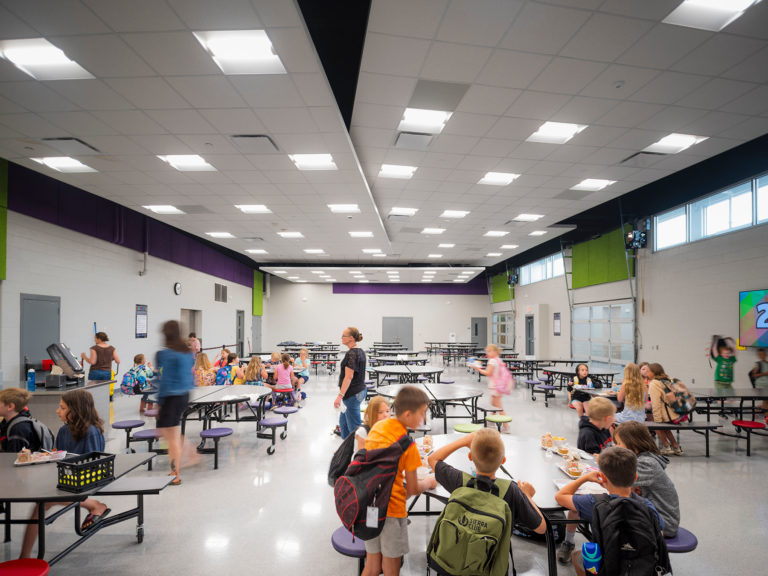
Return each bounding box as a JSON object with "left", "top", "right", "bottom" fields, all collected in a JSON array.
[{"left": 2, "top": 363, "right": 766, "bottom": 574}]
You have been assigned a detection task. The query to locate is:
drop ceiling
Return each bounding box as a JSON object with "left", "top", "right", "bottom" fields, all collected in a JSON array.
[
  {"left": 261, "top": 266, "right": 485, "bottom": 284},
  {"left": 0, "top": 0, "right": 767, "bottom": 276}
]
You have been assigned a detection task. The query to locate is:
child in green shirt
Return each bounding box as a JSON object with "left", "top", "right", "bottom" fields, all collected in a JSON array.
[{"left": 711, "top": 335, "right": 737, "bottom": 389}]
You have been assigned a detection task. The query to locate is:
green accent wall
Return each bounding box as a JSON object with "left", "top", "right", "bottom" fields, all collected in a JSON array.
[
  {"left": 252, "top": 270, "right": 263, "bottom": 316},
  {"left": 491, "top": 273, "right": 513, "bottom": 303},
  {"left": 0, "top": 158, "right": 7, "bottom": 280},
  {"left": 572, "top": 226, "right": 634, "bottom": 289}
]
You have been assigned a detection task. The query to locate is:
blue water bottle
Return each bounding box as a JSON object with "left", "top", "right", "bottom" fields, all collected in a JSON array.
[
  {"left": 582, "top": 542, "right": 602, "bottom": 574},
  {"left": 27, "top": 368, "right": 36, "bottom": 392}
]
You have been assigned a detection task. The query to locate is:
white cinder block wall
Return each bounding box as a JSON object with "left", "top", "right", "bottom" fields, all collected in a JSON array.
[
  {"left": 1, "top": 211, "right": 253, "bottom": 382},
  {"left": 262, "top": 277, "right": 491, "bottom": 351}
]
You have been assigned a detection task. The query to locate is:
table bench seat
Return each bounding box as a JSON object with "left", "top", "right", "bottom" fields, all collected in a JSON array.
[{"left": 645, "top": 422, "right": 721, "bottom": 457}]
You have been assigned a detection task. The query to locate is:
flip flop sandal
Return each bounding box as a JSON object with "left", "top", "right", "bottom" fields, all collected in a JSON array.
[{"left": 81, "top": 508, "right": 111, "bottom": 532}]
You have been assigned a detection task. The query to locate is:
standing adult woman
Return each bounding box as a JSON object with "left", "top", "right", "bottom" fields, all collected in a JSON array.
[
  {"left": 156, "top": 320, "right": 196, "bottom": 485},
  {"left": 81, "top": 332, "right": 120, "bottom": 381},
  {"left": 333, "top": 327, "right": 367, "bottom": 439}
]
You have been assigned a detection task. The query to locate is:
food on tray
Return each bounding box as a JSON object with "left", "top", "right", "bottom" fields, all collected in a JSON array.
[
  {"left": 567, "top": 461, "right": 583, "bottom": 477},
  {"left": 17, "top": 448, "right": 32, "bottom": 463},
  {"left": 557, "top": 445, "right": 570, "bottom": 456},
  {"left": 541, "top": 433, "right": 553, "bottom": 448}
]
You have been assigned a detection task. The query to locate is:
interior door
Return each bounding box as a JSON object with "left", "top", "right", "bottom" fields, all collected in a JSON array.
[
  {"left": 382, "top": 317, "right": 413, "bottom": 350},
  {"left": 236, "top": 310, "right": 245, "bottom": 358},
  {"left": 20, "top": 294, "right": 61, "bottom": 378},
  {"left": 470, "top": 317, "right": 488, "bottom": 348},
  {"left": 525, "top": 315, "right": 535, "bottom": 356}
]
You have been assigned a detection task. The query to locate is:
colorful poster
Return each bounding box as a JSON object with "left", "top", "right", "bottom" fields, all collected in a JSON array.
[{"left": 739, "top": 290, "right": 768, "bottom": 347}]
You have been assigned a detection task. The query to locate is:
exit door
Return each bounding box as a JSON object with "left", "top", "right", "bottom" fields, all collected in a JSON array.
[
  {"left": 525, "top": 315, "right": 534, "bottom": 356},
  {"left": 471, "top": 317, "right": 487, "bottom": 348},
  {"left": 236, "top": 310, "right": 245, "bottom": 358}
]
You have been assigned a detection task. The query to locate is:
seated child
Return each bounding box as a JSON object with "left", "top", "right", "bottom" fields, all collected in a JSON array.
[
  {"left": 125, "top": 354, "right": 155, "bottom": 414},
  {"left": 266, "top": 351, "right": 281, "bottom": 385},
  {"left": 193, "top": 352, "right": 216, "bottom": 387},
  {"left": 212, "top": 348, "right": 230, "bottom": 369},
  {"left": 227, "top": 354, "right": 246, "bottom": 385},
  {"left": 244, "top": 356, "right": 268, "bottom": 385},
  {"left": 270, "top": 353, "right": 298, "bottom": 406},
  {"left": 0, "top": 388, "right": 48, "bottom": 452},
  {"left": 751, "top": 348, "right": 768, "bottom": 412},
  {"left": 578, "top": 396, "right": 615, "bottom": 456},
  {"left": 294, "top": 348, "right": 311, "bottom": 395},
  {"left": 428, "top": 429, "right": 545, "bottom": 535},
  {"left": 21, "top": 389, "right": 110, "bottom": 558},
  {"left": 613, "top": 421, "right": 680, "bottom": 537},
  {"left": 362, "top": 386, "right": 437, "bottom": 576},
  {"left": 569, "top": 363, "right": 594, "bottom": 418},
  {"left": 614, "top": 363, "right": 648, "bottom": 424},
  {"left": 356, "top": 396, "right": 390, "bottom": 451},
  {"left": 555, "top": 446, "right": 665, "bottom": 574}
]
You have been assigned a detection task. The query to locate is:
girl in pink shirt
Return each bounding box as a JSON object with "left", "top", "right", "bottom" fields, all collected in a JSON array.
[{"left": 272, "top": 353, "right": 299, "bottom": 406}]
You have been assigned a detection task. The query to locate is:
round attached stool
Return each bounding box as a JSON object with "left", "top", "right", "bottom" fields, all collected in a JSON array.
[
  {"left": 0, "top": 559, "right": 50, "bottom": 575},
  {"left": 665, "top": 526, "right": 698, "bottom": 553},
  {"left": 440, "top": 378, "right": 455, "bottom": 384},
  {"left": 416, "top": 375, "right": 429, "bottom": 382},
  {"left": 364, "top": 379, "right": 375, "bottom": 386},
  {"left": 274, "top": 405, "right": 298, "bottom": 417},
  {"left": 454, "top": 423, "right": 483, "bottom": 434},
  {"left": 331, "top": 526, "right": 366, "bottom": 574},
  {"left": 199, "top": 427, "right": 233, "bottom": 470},
  {"left": 132, "top": 428, "right": 163, "bottom": 469},
  {"left": 143, "top": 409, "right": 159, "bottom": 418},
  {"left": 258, "top": 417, "right": 288, "bottom": 454},
  {"left": 486, "top": 414, "right": 513, "bottom": 432},
  {"left": 532, "top": 384, "right": 557, "bottom": 407},
  {"left": 732, "top": 420, "right": 766, "bottom": 456},
  {"left": 112, "top": 419, "right": 145, "bottom": 452},
  {"left": 524, "top": 379, "right": 539, "bottom": 389},
  {"left": 383, "top": 376, "right": 399, "bottom": 383}
]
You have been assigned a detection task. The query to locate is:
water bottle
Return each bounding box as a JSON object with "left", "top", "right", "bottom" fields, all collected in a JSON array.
[
  {"left": 27, "top": 367, "right": 36, "bottom": 392},
  {"left": 582, "top": 542, "right": 602, "bottom": 574}
]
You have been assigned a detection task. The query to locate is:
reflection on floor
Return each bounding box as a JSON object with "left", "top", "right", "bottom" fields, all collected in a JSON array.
[{"left": 2, "top": 363, "right": 765, "bottom": 575}]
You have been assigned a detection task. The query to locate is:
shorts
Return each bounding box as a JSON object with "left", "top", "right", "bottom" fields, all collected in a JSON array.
[
  {"left": 714, "top": 380, "right": 734, "bottom": 390},
  {"left": 571, "top": 390, "right": 591, "bottom": 403},
  {"left": 364, "top": 517, "right": 409, "bottom": 558},
  {"left": 157, "top": 393, "right": 189, "bottom": 428},
  {"left": 88, "top": 369, "right": 111, "bottom": 381},
  {"left": 297, "top": 374, "right": 309, "bottom": 384}
]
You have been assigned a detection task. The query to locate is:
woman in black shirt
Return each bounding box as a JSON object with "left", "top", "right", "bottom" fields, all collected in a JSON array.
[{"left": 334, "top": 326, "right": 367, "bottom": 439}]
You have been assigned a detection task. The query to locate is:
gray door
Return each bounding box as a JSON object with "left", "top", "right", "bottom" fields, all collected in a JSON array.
[
  {"left": 251, "top": 315, "right": 262, "bottom": 355},
  {"left": 21, "top": 294, "right": 61, "bottom": 378},
  {"left": 525, "top": 315, "right": 535, "bottom": 356},
  {"left": 382, "top": 317, "right": 413, "bottom": 350},
  {"left": 236, "top": 310, "right": 245, "bottom": 358},
  {"left": 471, "top": 317, "right": 488, "bottom": 348}
]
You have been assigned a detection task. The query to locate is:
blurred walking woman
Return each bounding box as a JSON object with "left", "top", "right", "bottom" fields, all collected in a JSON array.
[
  {"left": 81, "top": 332, "right": 120, "bottom": 381},
  {"left": 334, "top": 326, "right": 367, "bottom": 439},
  {"left": 156, "top": 320, "right": 195, "bottom": 485}
]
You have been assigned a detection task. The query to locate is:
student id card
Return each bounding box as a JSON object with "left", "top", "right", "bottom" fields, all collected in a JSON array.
[{"left": 366, "top": 507, "right": 378, "bottom": 528}]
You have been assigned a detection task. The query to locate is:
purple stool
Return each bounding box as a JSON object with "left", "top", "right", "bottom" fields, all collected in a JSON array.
[
  {"left": 258, "top": 416, "right": 288, "bottom": 455},
  {"left": 665, "top": 526, "right": 698, "bottom": 553},
  {"left": 143, "top": 409, "right": 159, "bottom": 418},
  {"left": 440, "top": 378, "right": 455, "bottom": 384},
  {"left": 112, "top": 419, "right": 145, "bottom": 452},
  {"left": 384, "top": 376, "right": 398, "bottom": 383},
  {"left": 524, "top": 379, "right": 539, "bottom": 389},
  {"left": 331, "top": 527, "right": 365, "bottom": 573},
  {"left": 364, "top": 379, "right": 375, "bottom": 386},
  {"left": 532, "top": 384, "right": 557, "bottom": 407},
  {"left": 199, "top": 427, "right": 233, "bottom": 470},
  {"left": 132, "top": 428, "right": 163, "bottom": 470},
  {"left": 273, "top": 406, "right": 298, "bottom": 417},
  {"left": 416, "top": 375, "right": 429, "bottom": 382}
]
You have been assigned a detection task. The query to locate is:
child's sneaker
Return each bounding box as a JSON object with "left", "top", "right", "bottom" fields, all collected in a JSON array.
[
  {"left": 674, "top": 446, "right": 684, "bottom": 456},
  {"left": 660, "top": 446, "right": 676, "bottom": 456},
  {"left": 557, "top": 541, "right": 575, "bottom": 565}
]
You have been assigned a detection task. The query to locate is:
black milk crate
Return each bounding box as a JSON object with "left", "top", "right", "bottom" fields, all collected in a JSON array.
[{"left": 56, "top": 452, "right": 115, "bottom": 493}]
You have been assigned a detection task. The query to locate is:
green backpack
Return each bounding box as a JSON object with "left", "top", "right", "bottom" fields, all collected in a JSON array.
[{"left": 427, "top": 473, "right": 514, "bottom": 576}]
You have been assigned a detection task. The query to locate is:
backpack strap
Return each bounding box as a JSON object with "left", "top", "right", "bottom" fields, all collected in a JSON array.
[{"left": 396, "top": 434, "right": 413, "bottom": 453}]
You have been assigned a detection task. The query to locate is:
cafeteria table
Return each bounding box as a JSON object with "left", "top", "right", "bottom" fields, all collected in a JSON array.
[
  {"left": 689, "top": 387, "right": 768, "bottom": 422},
  {"left": 181, "top": 385, "right": 271, "bottom": 436},
  {"left": 538, "top": 364, "right": 622, "bottom": 389},
  {"left": 372, "top": 364, "right": 444, "bottom": 384},
  {"left": 369, "top": 354, "right": 430, "bottom": 366},
  {"left": 375, "top": 383, "right": 484, "bottom": 433}
]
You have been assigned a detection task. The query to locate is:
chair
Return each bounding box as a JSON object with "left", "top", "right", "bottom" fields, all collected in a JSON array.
[
  {"left": 258, "top": 416, "right": 288, "bottom": 455},
  {"left": 486, "top": 414, "right": 513, "bottom": 432},
  {"left": 112, "top": 419, "right": 145, "bottom": 452},
  {"left": 331, "top": 526, "right": 366, "bottom": 573},
  {"left": 665, "top": 526, "right": 698, "bottom": 553},
  {"left": 199, "top": 427, "right": 233, "bottom": 470},
  {"left": 732, "top": 420, "right": 766, "bottom": 456},
  {"left": 453, "top": 423, "right": 483, "bottom": 434},
  {"left": 0, "top": 559, "right": 50, "bottom": 575}
]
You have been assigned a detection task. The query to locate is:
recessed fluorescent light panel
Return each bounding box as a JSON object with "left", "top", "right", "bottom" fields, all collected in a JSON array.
[
  {"left": 389, "top": 207, "right": 418, "bottom": 217},
  {"left": 304, "top": 249, "right": 325, "bottom": 254},
  {"left": 453, "top": 279, "right": 465, "bottom": 283},
  {"left": 643, "top": 133, "right": 708, "bottom": 154},
  {"left": 277, "top": 231, "right": 304, "bottom": 238},
  {"left": 484, "top": 231, "right": 508, "bottom": 237},
  {"left": 440, "top": 210, "right": 469, "bottom": 219},
  {"left": 143, "top": 205, "right": 185, "bottom": 215},
  {"left": 245, "top": 249, "right": 268, "bottom": 254},
  {"left": 438, "top": 244, "right": 455, "bottom": 248},
  {"left": 529, "top": 231, "right": 547, "bottom": 236},
  {"left": 486, "top": 253, "right": 502, "bottom": 257},
  {"left": 662, "top": 0, "right": 758, "bottom": 32},
  {"left": 372, "top": 254, "right": 387, "bottom": 258},
  {"left": 193, "top": 30, "right": 286, "bottom": 74},
  {"left": 526, "top": 122, "right": 587, "bottom": 144},
  {"left": 311, "top": 271, "right": 324, "bottom": 274},
  {"left": 158, "top": 155, "right": 216, "bottom": 172},
  {"left": 571, "top": 179, "right": 616, "bottom": 191},
  {"left": 478, "top": 172, "right": 520, "bottom": 186},
  {"left": 349, "top": 231, "right": 373, "bottom": 238},
  {"left": 362, "top": 249, "right": 381, "bottom": 254},
  {"left": 500, "top": 244, "right": 519, "bottom": 250},
  {"left": 379, "top": 164, "right": 417, "bottom": 179},
  {"left": 421, "top": 228, "right": 446, "bottom": 235},
  {"left": 398, "top": 108, "right": 452, "bottom": 134},
  {"left": 428, "top": 254, "right": 443, "bottom": 258},
  {"left": 513, "top": 214, "right": 544, "bottom": 222},
  {"left": 289, "top": 154, "right": 337, "bottom": 171},
  {"left": 328, "top": 204, "right": 360, "bottom": 213},
  {"left": 287, "top": 276, "right": 299, "bottom": 280},
  {"left": 206, "top": 232, "right": 235, "bottom": 238},
  {"left": 31, "top": 157, "right": 96, "bottom": 173},
  {"left": 235, "top": 204, "right": 271, "bottom": 214},
  {"left": 0, "top": 38, "right": 93, "bottom": 80}
]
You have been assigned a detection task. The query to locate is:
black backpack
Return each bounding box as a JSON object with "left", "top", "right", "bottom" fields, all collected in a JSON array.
[
  {"left": 591, "top": 494, "right": 673, "bottom": 576},
  {"left": 334, "top": 434, "right": 412, "bottom": 540},
  {"left": 7, "top": 416, "right": 55, "bottom": 452},
  {"left": 327, "top": 425, "right": 369, "bottom": 487}
]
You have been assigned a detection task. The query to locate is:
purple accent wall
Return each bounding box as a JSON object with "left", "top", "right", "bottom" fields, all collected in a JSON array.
[
  {"left": 6, "top": 162, "right": 255, "bottom": 287},
  {"left": 333, "top": 276, "right": 487, "bottom": 295}
]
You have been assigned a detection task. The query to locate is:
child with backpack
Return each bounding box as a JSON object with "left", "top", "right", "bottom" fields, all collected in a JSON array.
[
  {"left": 121, "top": 354, "right": 155, "bottom": 414},
  {"left": 577, "top": 396, "right": 615, "bottom": 456},
  {"left": 750, "top": 348, "right": 768, "bottom": 413},
  {"left": 0, "top": 388, "right": 54, "bottom": 452},
  {"left": 471, "top": 344, "right": 512, "bottom": 433},
  {"left": 613, "top": 421, "right": 680, "bottom": 538},
  {"left": 648, "top": 363, "right": 685, "bottom": 456},
  {"left": 427, "top": 429, "right": 545, "bottom": 575},
  {"left": 360, "top": 386, "right": 437, "bottom": 576},
  {"left": 555, "top": 446, "right": 670, "bottom": 576}
]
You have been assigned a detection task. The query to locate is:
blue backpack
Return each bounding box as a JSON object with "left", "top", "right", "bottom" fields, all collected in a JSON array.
[{"left": 215, "top": 365, "right": 233, "bottom": 385}]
